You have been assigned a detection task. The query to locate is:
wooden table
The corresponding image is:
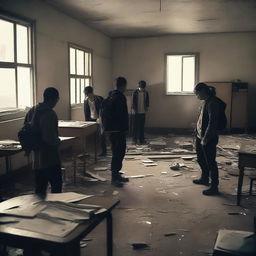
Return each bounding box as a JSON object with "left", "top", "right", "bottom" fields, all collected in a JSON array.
[
  {"left": 0, "top": 140, "right": 24, "bottom": 175},
  {"left": 59, "top": 137, "right": 78, "bottom": 183},
  {"left": 237, "top": 143, "right": 256, "bottom": 206},
  {"left": 0, "top": 196, "right": 120, "bottom": 256},
  {"left": 58, "top": 121, "right": 98, "bottom": 173}
]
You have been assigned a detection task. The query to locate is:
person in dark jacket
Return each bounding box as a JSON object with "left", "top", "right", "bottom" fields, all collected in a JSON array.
[
  {"left": 24, "top": 87, "right": 61, "bottom": 198},
  {"left": 104, "top": 77, "right": 129, "bottom": 187},
  {"left": 132, "top": 80, "right": 149, "bottom": 144},
  {"left": 84, "top": 86, "right": 107, "bottom": 156},
  {"left": 193, "top": 83, "right": 220, "bottom": 196}
]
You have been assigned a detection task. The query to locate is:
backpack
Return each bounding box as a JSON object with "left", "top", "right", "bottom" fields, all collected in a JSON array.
[
  {"left": 216, "top": 97, "right": 227, "bottom": 131},
  {"left": 18, "top": 108, "right": 46, "bottom": 155},
  {"left": 101, "top": 95, "right": 114, "bottom": 132}
]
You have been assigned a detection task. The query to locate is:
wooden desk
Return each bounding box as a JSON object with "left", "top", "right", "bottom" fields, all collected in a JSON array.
[
  {"left": 58, "top": 121, "right": 98, "bottom": 173},
  {"left": 59, "top": 137, "right": 78, "bottom": 183},
  {"left": 237, "top": 143, "right": 256, "bottom": 206},
  {"left": 0, "top": 140, "right": 24, "bottom": 175},
  {"left": 213, "top": 229, "right": 256, "bottom": 256},
  {"left": 0, "top": 196, "right": 120, "bottom": 256}
]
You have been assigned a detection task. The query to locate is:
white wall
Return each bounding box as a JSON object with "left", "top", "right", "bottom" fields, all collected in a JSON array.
[
  {"left": 0, "top": 0, "right": 112, "bottom": 174},
  {"left": 112, "top": 32, "right": 256, "bottom": 129}
]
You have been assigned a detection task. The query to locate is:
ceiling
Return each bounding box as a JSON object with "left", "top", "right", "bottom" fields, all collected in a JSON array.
[{"left": 45, "top": 0, "right": 256, "bottom": 37}]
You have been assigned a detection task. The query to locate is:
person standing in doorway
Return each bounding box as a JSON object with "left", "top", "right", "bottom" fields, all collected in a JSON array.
[
  {"left": 193, "top": 83, "right": 224, "bottom": 196},
  {"left": 132, "top": 80, "right": 149, "bottom": 144},
  {"left": 25, "top": 87, "right": 62, "bottom": 198},
  {"left": 84, "top": 86, "right": 107, "bottom": 156},
  {"left": 102, "top": 77, "right": 129, "bottom": 187}
]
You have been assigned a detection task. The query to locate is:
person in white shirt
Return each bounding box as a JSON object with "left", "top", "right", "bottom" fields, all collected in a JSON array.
[
  {"left": 84, "top": 86, "right": 107, "bottom": 156},
  {"left": 132, "top": 81, "right": 149, "bottom": 144}
]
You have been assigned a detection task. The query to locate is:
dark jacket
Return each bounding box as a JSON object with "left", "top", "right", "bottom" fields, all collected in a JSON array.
[
  {"left": 197, "top": 96, "right": 220, "bottom": 140},
  {"left": 24, "top": 103, "right": 60, "bottom": 169},
  {"left": 103, "top": 90, "right": 128, "bottom": 132},
  {"left": 132, "top": 89, "right": 149, "bottom": 113},
  {"left": 84, "top": 95, "right": 104, "bottom": 121}
]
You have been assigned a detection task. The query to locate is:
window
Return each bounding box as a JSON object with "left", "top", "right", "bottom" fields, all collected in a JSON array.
[
  {"left": 166, "top": 54, "right": 198, "bottom": 94},
  {"left": 69, "top": 44, "right": 92, "bottom": 105},
  {"left": 0, "top": 15, "right": 34, "bottom": 112}
]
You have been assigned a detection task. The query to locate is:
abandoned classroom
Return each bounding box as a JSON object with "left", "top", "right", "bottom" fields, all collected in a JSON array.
[{"left": 0, "top": 0, "right": 256, "bottom": 256}]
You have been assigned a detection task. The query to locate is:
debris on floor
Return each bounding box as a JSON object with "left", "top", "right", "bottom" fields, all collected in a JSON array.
[
  {"left": 94, "top": 167, "right": 108, "bottom": 171},
  {"left": 125, "top": 174, "right": 154, "bottom": 179},
  {"left": 131, "top": 243, "right": 150, "bottom": 250},
  {"left": 164, "top": 232, "right": 177, "bottom": 237}
]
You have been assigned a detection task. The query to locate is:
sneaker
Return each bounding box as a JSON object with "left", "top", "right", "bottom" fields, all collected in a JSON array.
[
  {"left": 203, "top": 186, "right": 219, "bottom": 196},
  {"left": 116, "top": 175, "right": 129, "bottom": 182},
  {"left": 193, "top": 178, "right": 209, "bottom": 186},
  {"left": 111, "top": 179, "right": 123, "bottom": 187}
]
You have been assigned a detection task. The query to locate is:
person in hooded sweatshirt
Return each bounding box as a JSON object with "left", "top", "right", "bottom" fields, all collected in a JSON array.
[
  {"left": 24, "top": 87, "right": 61, "bottom": 198},
  {"left": 103, "top": 77, "right": 129, "bottom": 187}
]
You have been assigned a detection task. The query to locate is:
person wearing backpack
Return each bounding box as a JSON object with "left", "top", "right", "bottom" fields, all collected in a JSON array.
[
  {"left": 193, "top": 83, "right": 227, "bottom": 196},
  {"left": 24, "top": 87, "right": 61, "bottom": 198},
  {"left": 84, "top": 86, "right": 107, "bottom": 156},
  {"left": 101, "top": 77, "right": 129, "bottom": 187}
]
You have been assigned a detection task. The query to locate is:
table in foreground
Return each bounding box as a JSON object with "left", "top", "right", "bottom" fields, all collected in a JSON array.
[
  {"left": 0, "top": 140, "right": 24, "bottom": 175},
  {"left": 213, "top": 229, "right": 256, "bottom": 256},
  {"left": 0, "top": 196, "right": 120, "bottom": 256},
  {"left": 58, "top": 121, "right": 98, "bottom": 173},
  {"left": 237, "top": 143, "right": 256, "bottom": 206}
]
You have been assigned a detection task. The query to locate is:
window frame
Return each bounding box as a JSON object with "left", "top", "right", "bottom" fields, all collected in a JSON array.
[
  {"left": 165, "top": 52, "right": 199, "bottom": 96},
  {"left": 0, "top": 10, "right": 36, "bottom": 117},
  {"left": 68, "top": 43, "right": 93, "bottom": 107}
]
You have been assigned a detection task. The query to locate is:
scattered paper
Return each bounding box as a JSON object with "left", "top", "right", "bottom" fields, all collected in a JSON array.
[
  {"left": 94, "top": 167, "right": 108, "bottom": 172},
  {"left": 46, "top": 192, "right": 93, "bottom": 203},
  {"left": 125, "top": 174, "right": 154, "bottom": 179}
]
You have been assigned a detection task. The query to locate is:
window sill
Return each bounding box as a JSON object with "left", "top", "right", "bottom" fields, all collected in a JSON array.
[
  {"left": 166, "top": 92, "right": 195, "bottom": 96},
  {"left": 71, "top": 103, "right": 83, "bottom": 109},
  {"left": 0, "top": 108, "right": 29, "bottom": 122}
]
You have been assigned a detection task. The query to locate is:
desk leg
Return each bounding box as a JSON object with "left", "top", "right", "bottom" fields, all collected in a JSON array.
[
  {"left": 73, "top": 153, "right": 77, "bottom": 184},
  {"left": 237, "top": 166, "right": 244, "bottom": 206},
  {"left": 5, "top": 156, "right": 11, "bottom": 175},
  {"left": 58, "top": 241, "right": 80, "bottom": 256},
  {"left": 94, "top": 131, "right": 98, "bottom": 163},
  {"left": 106, "top": 213, "right": 113, "bottom": 256}
]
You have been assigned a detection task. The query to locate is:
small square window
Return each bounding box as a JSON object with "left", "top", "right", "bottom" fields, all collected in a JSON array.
[{"left": 166, "top": 54, "right": 198, "bottom": 94}]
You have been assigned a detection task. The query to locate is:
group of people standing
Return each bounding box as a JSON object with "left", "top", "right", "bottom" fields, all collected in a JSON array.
[{"left": 24, "top": 78, "right": 224, "bottom": 196}]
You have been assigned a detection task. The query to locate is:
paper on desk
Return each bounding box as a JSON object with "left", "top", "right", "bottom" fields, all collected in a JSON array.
[
  {"left": 0, "top": 194, "right": 42, "bottom": 211},
  {"left": 59, "top": 136, "right": 76, "bottom": 141},
  {"left": 0, "top": 204, "right": 46, "bottom": 218},
  {"left": 46, "top": 192, "right": 93, "bottom": 203},
  {"left": 0, "top": 216, "right": 20, "bottom": 224},
  {"left": 39, "top": 205, "right": 90, "bottom": 222},
  {"left": 13, "top": 217, "right": 79, "bottom": 237}
]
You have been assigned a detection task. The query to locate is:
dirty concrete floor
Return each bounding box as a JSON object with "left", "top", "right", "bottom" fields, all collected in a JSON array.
[{"left": 1, "top": 134, "right": 256, "bottom": 256}]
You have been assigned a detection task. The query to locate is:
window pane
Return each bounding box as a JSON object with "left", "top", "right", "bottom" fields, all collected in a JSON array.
[
  {"left": 17, "top": 67, "right": 32, "bottom": 107},
  {"left": 76, "top": 50, "right": 84, "bottom": 75},
  {"left": 70, "top": 48, "right": 76, "bottom": 74},
  {"left": 85, "top": 78, "right": 90, "bottom": 86},
  {"left": 0, "top": 19, "right": 14, "bottom": 62},
  {"left": 80, "top": 79, "right": 85, "bottom": 103},
  {"left": 167, "top": 56, "right": 182, "bottom": 93},
  {"left": 84, "top": 52, "right": 89, "bottom": 76},
  {"left": 182, "top": 56, "right": 195, "bottom": 92},
  {"left": 76, "top": 78, "right": 80, "bottom": 103},
  {"left": 88, "top": 53, "right": 92, "bottom": 76},
  {"left": 17, "top": 24, "right": 29, "bottom": 64},
  {"left": 70, "top": 78, "right": 76, "bottom": 104},
  {"left": 0, "top": 68, "right": 16, "bottom": 109}
]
